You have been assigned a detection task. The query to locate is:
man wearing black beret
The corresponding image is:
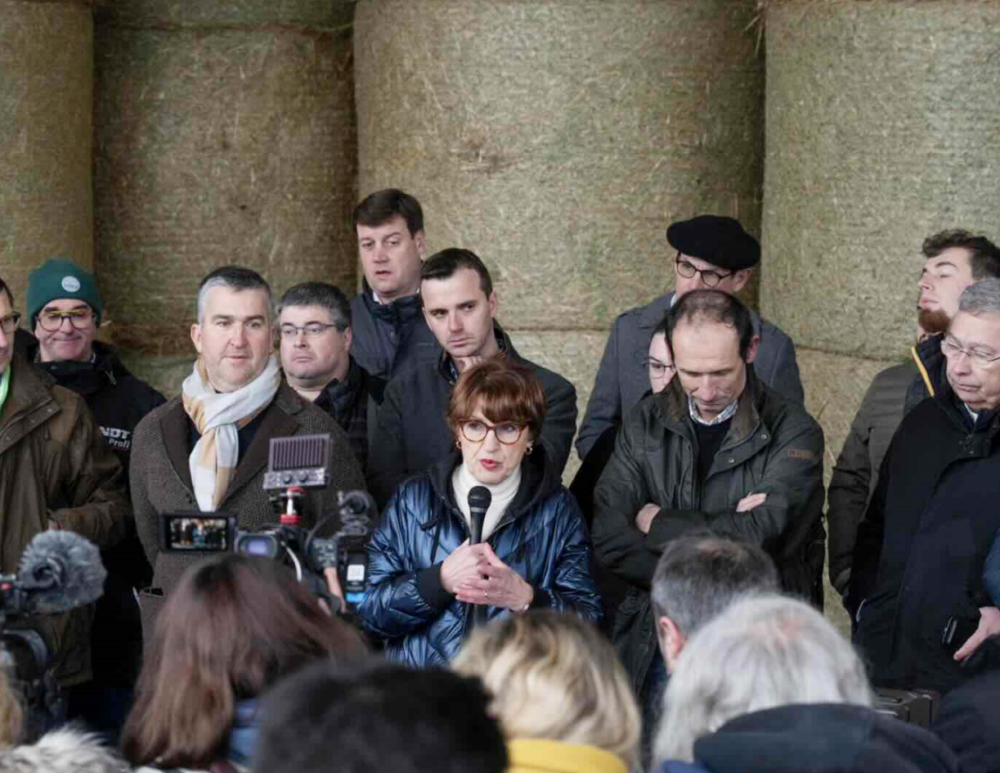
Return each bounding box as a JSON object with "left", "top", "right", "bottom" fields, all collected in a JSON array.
[{"left": 577, "top": 215, "right": 803, "bottom": 461}]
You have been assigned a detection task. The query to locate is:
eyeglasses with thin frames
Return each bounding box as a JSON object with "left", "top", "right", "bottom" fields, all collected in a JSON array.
[
  {"left": 460, "top": 420, "right": 525, "bottom": 445},
  {"left": 942, "top": 336, "right": 1000, "bottom": 369},
  {"left": 279, "top": 322, "right": 341, "bottom": 339},
  {"left": 643, "top": 358, "right": 675, "bottom": 379},
  {"left": 0, "top": 312, "right": 20, "bottom": 335}
]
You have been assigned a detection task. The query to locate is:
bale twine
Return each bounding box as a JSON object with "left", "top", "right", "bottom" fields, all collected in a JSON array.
[
  {"left": 762, "top": 0, "right": 1000, "bottom": 360},
  {"left": 93, "top": 2, "right": 357, "bottom": 362},
  {"left": 355, "top": 0, "right": 765, "bottom": 331},
  {"left": 0, "top": 0, "right": 94, "bottom": 304}
]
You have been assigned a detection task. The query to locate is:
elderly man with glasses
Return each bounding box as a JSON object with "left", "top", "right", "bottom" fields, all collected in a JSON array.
[
  {"left": 277, "top": 281, "right": 386, "bottom": 473},
  {"left": 576, "top": 215, "right": 803, "bottom": 461},
  {"left": 850, "top": 278, "right": 1000, "bottom": 696}
]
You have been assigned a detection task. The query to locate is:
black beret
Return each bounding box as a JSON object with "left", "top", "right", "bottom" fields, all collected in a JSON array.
[{"left": 666, "top": 215, "right": 761, "bottom": 271}]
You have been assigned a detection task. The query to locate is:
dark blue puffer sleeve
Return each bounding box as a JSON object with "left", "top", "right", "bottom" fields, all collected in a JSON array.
[
  {"left": 538, "top": 491, "right": 602, "bottom": 624},
  {"left": 356, "top": 485, "right": 452, "bottom": 639}
]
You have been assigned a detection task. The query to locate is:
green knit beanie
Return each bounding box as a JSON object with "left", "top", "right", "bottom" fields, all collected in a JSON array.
[{"left": 27, "top": 257, "right": 103, "bottom": 328}]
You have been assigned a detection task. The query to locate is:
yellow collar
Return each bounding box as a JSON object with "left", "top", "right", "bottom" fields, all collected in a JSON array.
[{"left": 507, "top": 739, "right": 628, "bottom": 773}]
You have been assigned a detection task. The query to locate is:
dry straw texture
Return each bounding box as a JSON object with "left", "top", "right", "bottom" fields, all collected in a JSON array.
[
  {"left": 762, "top": 0, "right": 1000, "bottom": 360},
  {"left": 0, "top": 0, "right": 93, "bottom": 303},
  {"left": 94, "top": 0, "right": 352, "bottom": 29},
  {"left": 355, "top": 0, "right": 764, "bottom": 331},
  {"left": 93, "top": 3, "right": 357, "bottom": 359}
]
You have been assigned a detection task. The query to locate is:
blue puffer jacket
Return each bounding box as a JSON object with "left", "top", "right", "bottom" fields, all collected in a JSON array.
[{"left": 357, "top": 452, "right": 601, "bottom": 666}]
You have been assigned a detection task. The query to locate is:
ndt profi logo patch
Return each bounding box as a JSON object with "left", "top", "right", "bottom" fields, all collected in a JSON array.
[{"left": 61, "top": 276, "right": 82, "bottom": 293}]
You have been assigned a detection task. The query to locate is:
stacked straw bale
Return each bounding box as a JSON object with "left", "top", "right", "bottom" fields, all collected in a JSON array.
[
  {"left": 355, "top": 0, "right": 765, "bottom": 476},
  {"left": 0, "top": 0, "right": 94, "bottom": 302},
  {"left": 763, "top": 0, "right": 1000, "bottom": 473},
  {"left": 93, "top": 0, "right": 357, "bottom": 395},
  {"left": 762, "top": 0, "right": 1000, "bottom": 632}
]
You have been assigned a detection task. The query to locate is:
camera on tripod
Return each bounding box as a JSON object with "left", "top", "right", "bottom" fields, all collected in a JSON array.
[{"left": 160, "top": 433, "right": 373, "bottom": 612}]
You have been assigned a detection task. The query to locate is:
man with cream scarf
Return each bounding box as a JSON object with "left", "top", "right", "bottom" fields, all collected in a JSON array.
[{"left": 131, "top": 267, "right": 364, "bottom": 639}]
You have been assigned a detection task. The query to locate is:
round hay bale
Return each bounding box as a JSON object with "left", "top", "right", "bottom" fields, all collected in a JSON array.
[
  {"left": 355, "top": 0, "right": 765, "bottom": 330},
  {"left": 93, "top": 3, "right": 357, "bottom": 359},
  {"left": 762, "top": 0, "right": 1000, "bottom": 360},
  {"left": 0, "top": 0, "right": 93, "bottom": 303},
  {"left": 94, "top": 0, "right": 351, "bottom": 30}
]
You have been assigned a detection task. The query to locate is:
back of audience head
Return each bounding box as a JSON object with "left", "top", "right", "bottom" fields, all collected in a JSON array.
[
  {"left": 653, "top": 593, "right": 873, "bottom": 764},
  {"left": 651, "top": 534, "right": 779, "bottom": 672},
  {"left": 453, "top": 610, "right": 641, "bottom": 767},
  {"left": 122, "top": 555, "right": 367, "bottom": 769},
  {"left": 254, "top": 661, "right": 507, "bottom": 773}
]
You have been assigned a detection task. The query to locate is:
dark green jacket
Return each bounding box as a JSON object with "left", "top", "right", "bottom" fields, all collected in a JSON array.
[{"left": 592, "top": 368, "right": 825, "bottom": 692}]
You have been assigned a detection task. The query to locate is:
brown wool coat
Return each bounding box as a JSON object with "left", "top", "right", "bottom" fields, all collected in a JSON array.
[
  {"left": 130, "top": 383, "right": 365, "bottom": 639},
  {"left": 0, "top": 355, "right": 128, "bottom": 686}
]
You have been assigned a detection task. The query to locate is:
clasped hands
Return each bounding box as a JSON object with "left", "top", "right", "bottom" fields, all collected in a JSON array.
[
  {"left": 441, "top": 540, "right": 534, "bottom": 611},
  {"left": 634, "top": 492, "right": 768, "bottom": 534}
]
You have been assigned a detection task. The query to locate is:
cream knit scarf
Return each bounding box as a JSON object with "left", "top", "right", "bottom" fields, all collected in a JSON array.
[{"left": 182, "top": 355, "right": 280, "bottom": 511}]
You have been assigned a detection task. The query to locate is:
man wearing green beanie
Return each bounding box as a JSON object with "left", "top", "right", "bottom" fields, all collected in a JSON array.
[
  {"left": 21, "top": 257, "right": 165, "bottom": 741},
  {"left": 0, "top": 273, "right": 127, "bottom": 712}
]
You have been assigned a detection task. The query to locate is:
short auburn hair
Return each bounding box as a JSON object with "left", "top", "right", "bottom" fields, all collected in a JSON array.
[{"left": 447, "top": 359, "right": 545, "bottom": 443}]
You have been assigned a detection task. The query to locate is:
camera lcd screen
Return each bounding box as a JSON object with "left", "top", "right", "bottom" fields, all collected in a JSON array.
[{"left": 160, "top": 513, "right": 236, "bottom": 553}]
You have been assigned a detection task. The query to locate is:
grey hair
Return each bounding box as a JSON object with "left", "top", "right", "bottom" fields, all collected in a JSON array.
[
  {"left": 958, "top": 277, "right": 1000, "bottom": 318},
  {"left": 276, "top": 282, "right": 351, "bottom": 331},
  {"left": 650, "top": 534, "right": 779, "bottom": 637},
  {"left": 652, "top": 594, "right": 873, "bottom": 765},
  {"left": 196, "top": 266, "right": 272, "bottom": 324}
]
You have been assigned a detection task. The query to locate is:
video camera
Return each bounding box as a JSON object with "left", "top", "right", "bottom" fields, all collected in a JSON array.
[
  {"left": 160, "top": 434, "right": 373, "bottom": 613},
  {"left": 0, "top": 531, "right": 107, "bottom": 739}
]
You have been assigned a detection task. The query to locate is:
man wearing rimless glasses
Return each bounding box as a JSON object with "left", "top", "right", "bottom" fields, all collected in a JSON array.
[{"left": 577, "top": 215, "right": 803, "bottom": 462}]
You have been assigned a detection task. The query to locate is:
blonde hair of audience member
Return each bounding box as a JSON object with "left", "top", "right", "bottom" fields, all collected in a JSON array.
[
  {"left": 653, "top": 594, "right": 873, "bottom": 765},
  {"left": 453, "top": 611, "right": 640, "bottom": 768}
]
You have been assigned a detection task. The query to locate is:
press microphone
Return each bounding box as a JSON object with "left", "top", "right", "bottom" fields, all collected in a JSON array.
[
  {"left": 13, "top": 531, "right": 107, "bottom": 616},
  {"left": 468, "top": 486, "right": 491, "bottom": 545}
]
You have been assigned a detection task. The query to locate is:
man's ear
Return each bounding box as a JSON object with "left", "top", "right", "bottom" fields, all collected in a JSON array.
[
  {"left": 191, "top": 323, "right": 203, "bottom": 354},
  {"left": 744, "top": 333, "right": 761, "bottom": 365},
  {"left": 343, "top": 326, "right": 353, "bottom": 352},
  {"left": 414, "top": 229, "right": 427, "bottom": 259},
  {"left": 731, "top": 267, "right": 753, "bottom": 293},
  {"left": 656, "top": 615, "right": 686, "bottom": 673}
]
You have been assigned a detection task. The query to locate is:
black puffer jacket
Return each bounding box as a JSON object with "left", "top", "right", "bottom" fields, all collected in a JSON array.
[
  {"left": 593, "top": 370, "right": 825, "bottom": 693},
  {"left": 357, "top": 452, "right": 601, "bottom": 666}
]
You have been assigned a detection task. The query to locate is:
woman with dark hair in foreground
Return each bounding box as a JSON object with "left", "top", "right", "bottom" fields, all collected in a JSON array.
[{"left": 122, "top": 554, "right": 367, "bottom": 771}]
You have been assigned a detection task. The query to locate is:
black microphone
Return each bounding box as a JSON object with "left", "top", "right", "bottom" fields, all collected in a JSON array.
[
  {"left": 468, "top": 486, "right": 491, "bottom": 544},
  {"left": 15, "top": 531, "right": 107, "bottom": 616}
]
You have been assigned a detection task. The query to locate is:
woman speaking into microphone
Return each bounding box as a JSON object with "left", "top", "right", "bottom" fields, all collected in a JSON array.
[{"left": 357, "top": 359, "right": 600, "bottom": 667}]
